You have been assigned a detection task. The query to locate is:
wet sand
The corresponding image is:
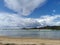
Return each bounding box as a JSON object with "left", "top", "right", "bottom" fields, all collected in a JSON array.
[{"left": 0, "top": 36, "right": 60, "bottom": 45}]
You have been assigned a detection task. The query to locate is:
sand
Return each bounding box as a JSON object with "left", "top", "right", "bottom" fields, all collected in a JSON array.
[{"left": 0, "top": 36, "right": 60, "bottom": 45}]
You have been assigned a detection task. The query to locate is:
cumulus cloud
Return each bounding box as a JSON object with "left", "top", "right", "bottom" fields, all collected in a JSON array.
[
  {"left": 0, "top": 12, "right": 21, "bottom": 27},
  {"left": 4, "top": 0, "right": 46, "bottom": 16},
  {"left": 0, "top": 12, "right": 60, "bottom": 28},
  {"left": 37, "top": 15, "right": 60, "bottom": 26},
  {"left": 0, "top": 12, "right": 38, "bottom": 28}
]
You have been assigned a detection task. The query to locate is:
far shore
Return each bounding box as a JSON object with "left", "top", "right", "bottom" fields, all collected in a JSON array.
[
  {"left": 21, "top": 28, "right": 59, "bottom": 30},
  {"left": 22, "top": 26, "right": 60, "bottom": 30}
]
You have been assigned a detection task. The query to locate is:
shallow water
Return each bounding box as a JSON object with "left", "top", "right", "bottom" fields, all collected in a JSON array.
[{"left": 0, "top": 29, "right": 60, "bottom": 39}]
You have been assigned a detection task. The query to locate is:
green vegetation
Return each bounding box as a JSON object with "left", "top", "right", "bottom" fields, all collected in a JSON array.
[
  {"left": 22, "top": 26, "right": 60, "bottom": 30},
  {"left": 39, "top": 26, "right": 60, "bottom": 30}
]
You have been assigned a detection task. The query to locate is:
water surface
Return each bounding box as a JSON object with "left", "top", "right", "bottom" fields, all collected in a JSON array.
[{"left": 0, "top": 29, "right": 60, "bottom": 39}]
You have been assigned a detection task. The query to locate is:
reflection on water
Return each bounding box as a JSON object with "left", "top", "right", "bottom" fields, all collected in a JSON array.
[{"left": 0, "top": 29, "right": 60, "bottom": 39}]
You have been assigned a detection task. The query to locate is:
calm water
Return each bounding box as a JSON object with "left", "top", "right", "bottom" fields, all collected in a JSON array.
[{"left": 0, "top": 29, "right": 60, "bottom": 39}]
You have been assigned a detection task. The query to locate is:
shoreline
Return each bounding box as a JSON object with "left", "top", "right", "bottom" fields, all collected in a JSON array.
[{"left": 0, "top": 36, "right": 60, "bottom": 45}]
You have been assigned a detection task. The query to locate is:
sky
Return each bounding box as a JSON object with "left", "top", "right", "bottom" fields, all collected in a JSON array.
[{"left": 0, "top": 0, "right": 60, "bottom": 28}]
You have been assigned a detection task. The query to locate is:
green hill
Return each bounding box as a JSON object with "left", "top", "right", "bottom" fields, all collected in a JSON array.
[
  {"left": 22, "top": 26, "right": 60, "bottom": 30},
  {"left": 39, "top": 26, "right": 60, "bottom": 30}
]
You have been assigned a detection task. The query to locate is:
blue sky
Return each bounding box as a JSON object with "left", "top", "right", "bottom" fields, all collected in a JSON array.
[
  {"left": 0, "top": 0, "right": 60, "bottom": 28},
  {"left": 28, "top": 0, "right": 60, "bottom": 18},
  {"left": 0, "top": 0, "right": 60, "bottom": 18},
  {"left": 0, "top": 0, "right": 16, "bottom": 13}
]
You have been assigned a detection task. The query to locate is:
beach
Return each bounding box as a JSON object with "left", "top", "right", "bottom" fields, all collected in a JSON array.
[{"left": 0, "top": 36, "right": 60, "bottom": 45}]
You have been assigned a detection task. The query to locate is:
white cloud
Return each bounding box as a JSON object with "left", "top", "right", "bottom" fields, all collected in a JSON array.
[
  {"left": 3, "top": 0, "right": 60, "bottom": 28},
  {"left": 0, "top": 12, "right": 38, "bottom": 28},
  {"left": 0, "top": 12, "right": 60, "bottom": 28},
  {"left": 0, "top": 12, "right": 20, "bottom": 26},
  {"left": 38, "top": 15, "right": 60, "bottom": 26},
  {"left": 4, "top": 0, "right": 46, "bottom": 16}
]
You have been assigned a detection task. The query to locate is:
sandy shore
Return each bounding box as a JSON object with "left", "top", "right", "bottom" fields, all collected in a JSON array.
[{"left": 0, "top": 36, "right": 60, "bottom": 45}]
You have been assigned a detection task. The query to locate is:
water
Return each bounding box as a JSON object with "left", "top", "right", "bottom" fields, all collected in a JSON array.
[{"left": 0, "top": 29, "right": 60, "bottom": 39}]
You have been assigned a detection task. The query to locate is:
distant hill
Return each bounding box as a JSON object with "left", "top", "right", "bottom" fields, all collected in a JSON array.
[
  {"left": 39, "top": 26, "right": 60, "bottom": 30},
  {"left": 22, "top": 26, "right": 60, "bottom": 30}
]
